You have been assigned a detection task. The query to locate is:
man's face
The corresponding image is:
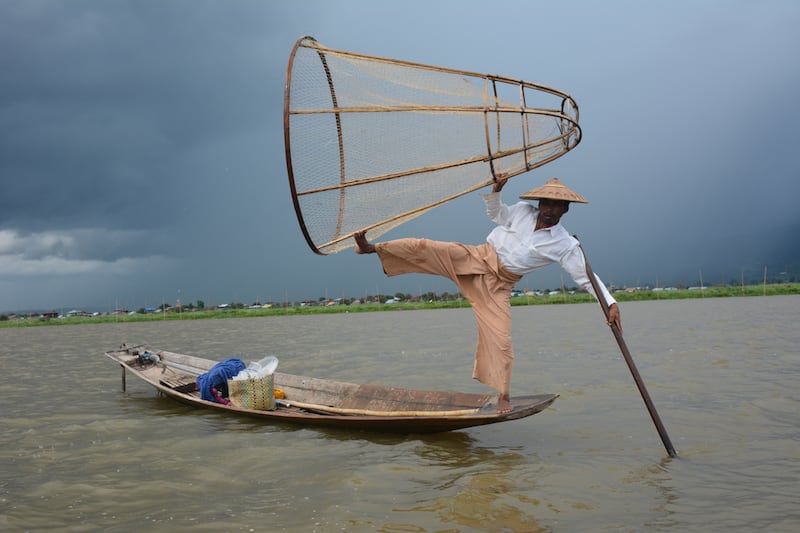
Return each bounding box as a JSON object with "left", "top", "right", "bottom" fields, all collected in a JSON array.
[{"left": 536, "top": 198, "right": 570, "bottom": 228}]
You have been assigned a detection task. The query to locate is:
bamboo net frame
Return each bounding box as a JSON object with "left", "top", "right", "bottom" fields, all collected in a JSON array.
[{"left": 284, "top": 36, "right": 581, "bottom": 255}]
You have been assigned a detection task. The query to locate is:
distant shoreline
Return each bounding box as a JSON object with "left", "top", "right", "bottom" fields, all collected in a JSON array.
[{"left": 2, "top": 283, "right": 798, "bottom": 328}]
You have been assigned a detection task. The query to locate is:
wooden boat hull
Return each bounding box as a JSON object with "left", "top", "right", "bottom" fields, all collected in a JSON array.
[{"left": 105, "top": 344, "right": 558, "bottom": 434}]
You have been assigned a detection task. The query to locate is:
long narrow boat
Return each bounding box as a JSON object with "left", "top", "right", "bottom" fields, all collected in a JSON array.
[{"left": 105, "top": 344, "right": 558, "bottom": 433}]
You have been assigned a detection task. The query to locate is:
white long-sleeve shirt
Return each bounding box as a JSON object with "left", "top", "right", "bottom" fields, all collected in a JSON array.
[{"left": 482, "top": 191, "right": 617, "bottom": 305}]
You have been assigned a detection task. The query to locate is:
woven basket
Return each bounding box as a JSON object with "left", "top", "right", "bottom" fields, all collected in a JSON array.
[{"left": 227, "top": 375, "right": 275, "bottom": 411}]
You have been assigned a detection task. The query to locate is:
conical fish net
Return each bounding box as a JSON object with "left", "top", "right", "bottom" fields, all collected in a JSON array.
[{"left": 284, "top": 36, "right": 581, "bottom": 254}]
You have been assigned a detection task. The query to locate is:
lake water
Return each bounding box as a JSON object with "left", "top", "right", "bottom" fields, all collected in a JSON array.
[{"left": 1, "top": 296, "right": 798, "bottom": 532}]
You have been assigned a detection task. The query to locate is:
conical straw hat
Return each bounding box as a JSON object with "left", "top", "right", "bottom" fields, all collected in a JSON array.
[{"left": 519, "top": 177, "right": 588, "bottom": 204}]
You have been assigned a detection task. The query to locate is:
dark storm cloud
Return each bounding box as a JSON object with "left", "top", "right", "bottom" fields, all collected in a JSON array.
[
  {"left": 0, "top": 0, "right": 302, "bottom": 310},
  {"left": 0, "top": 1, "right": 289, "bottom": 232},
  {"left": 1, "top": 0, "right": 799, "bottom": 313}
]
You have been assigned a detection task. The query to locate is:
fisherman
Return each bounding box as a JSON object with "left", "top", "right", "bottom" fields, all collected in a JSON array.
[{"left": 354, "top": 177, "right": 621, "bottom": 414}]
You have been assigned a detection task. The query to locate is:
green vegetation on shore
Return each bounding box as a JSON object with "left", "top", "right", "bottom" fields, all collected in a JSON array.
[{"left": 2, "top": 283, "right": 798, "bottom": 328}]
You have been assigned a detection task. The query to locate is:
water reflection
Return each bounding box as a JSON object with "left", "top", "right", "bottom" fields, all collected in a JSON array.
[
  {"left": 398, "top": 438, "right": 543, "bottom": 532},
  {"left": 126, "top": 390, "right": 550, "bottom": 532}
]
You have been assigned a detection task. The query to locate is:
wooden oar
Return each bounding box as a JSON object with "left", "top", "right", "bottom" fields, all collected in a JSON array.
[
  {"left": 576, "top": 237, "right": 678, "bottom": 458},
  {"left": 276, "top": 399, "right": 479, "bottom": 417}
]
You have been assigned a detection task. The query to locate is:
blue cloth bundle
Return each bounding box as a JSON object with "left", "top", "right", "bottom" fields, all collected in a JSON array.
[{"left": 196, "top": 358, "right": 246, "bottom": 402}]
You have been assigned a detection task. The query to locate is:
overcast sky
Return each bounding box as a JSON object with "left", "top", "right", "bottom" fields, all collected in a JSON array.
[{"left": 1, "top": 0, "right": 799, "bottom": 313}]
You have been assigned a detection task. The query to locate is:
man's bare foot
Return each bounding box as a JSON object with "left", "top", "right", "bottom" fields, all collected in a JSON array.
[
  {"left": 497, "top": 394, "right": 512, "bottom": 414},
  {"left": 354, "top": 230, "right": 376, "bottom": 254}
]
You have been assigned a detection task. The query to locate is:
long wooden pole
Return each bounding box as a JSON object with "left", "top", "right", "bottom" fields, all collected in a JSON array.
[
  {"left": 576, "top": 238, "right": 677, "bottom": 458},
  {"left": 276, "top": 399, "right": 478, "bottom": 418}
]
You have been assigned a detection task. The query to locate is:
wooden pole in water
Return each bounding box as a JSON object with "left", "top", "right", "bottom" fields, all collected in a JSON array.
[
  {"left": 120, "top": 364, "right": 126, "bottom": 392},
  {"left": 576, "top": 238, "right": 677, "bottom": 458}
]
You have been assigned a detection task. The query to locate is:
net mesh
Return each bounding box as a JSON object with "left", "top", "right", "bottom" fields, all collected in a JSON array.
[{"left": 284, "top": 36, "right": 581, "bottom": 254}]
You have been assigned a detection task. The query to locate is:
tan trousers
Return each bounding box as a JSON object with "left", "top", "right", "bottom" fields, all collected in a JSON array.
[{"left": 375, "top": 238, "right": 522, "bottom": 395}]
